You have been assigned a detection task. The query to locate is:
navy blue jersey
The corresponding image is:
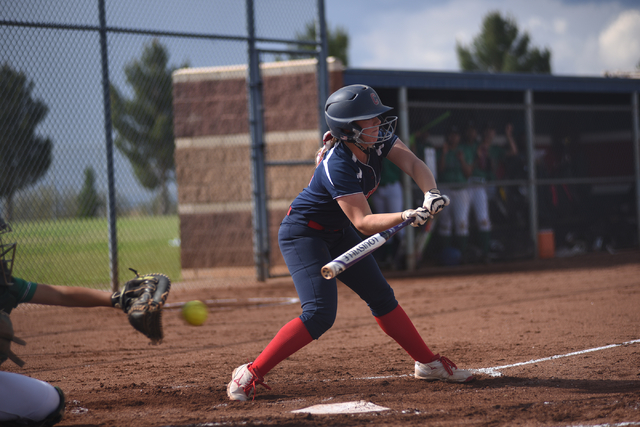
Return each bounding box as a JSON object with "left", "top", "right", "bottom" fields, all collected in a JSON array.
[{"left": 290, "top": 134, "right": 398, "bottom": 230}]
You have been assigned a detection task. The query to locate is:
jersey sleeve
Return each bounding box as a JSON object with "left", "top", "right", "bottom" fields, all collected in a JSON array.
[
  {"left": 0, "top": 278, "right": 38, "bottom": 314},
  {"left": 10, "top": 278, "right": 38, "bottom": 304},
  {"left": 321, "top": 158, "right": 363, "bottom": 199},
  {"left": 378, "top": 134, "right": 398, "bottom": 158}
]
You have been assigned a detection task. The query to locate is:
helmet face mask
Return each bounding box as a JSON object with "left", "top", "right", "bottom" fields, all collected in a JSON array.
[
  {"left": 0, "top": 218, "right": 16, "bottom": 286},
  {"left": 325, "top": 84, "right": 397, "bottom": 148},
  {"left": 350, "top": 115, "right": 398, "bottom": 146}
]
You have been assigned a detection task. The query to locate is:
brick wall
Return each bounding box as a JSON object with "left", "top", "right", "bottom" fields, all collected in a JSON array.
[{"left": 172, "top": 58, "right": 344, "bottom": 273}]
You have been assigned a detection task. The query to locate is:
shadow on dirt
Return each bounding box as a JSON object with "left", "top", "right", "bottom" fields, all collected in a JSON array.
[
  {"left": 387, "top": 249, "right": 640, "bottom": 279},
  {"left": 470, "top": 375, "right": 640, "bottom": 393}
]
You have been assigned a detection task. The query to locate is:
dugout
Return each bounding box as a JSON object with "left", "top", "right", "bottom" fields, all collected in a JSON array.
[
  {"left": 342, "top": 69, "right": 640, "bottom": 264},
  {"left": 173, "top": 59, "right": 640, "bottom": 278}
]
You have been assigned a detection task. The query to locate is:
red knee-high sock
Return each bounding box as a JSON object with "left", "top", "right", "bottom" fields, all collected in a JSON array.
[
  {"left": 252, "top": 317, "right": 313, "bottom": 377},
  {"left": 375, "top": 304, "right": 437, "bottom": 364}
]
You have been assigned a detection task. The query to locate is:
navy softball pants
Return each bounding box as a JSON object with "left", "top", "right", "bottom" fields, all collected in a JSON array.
[{"left": 278, "top": 215, "right": 398, "bottom": 340}]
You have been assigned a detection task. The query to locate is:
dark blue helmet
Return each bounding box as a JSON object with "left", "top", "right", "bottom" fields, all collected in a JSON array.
[{"left": 325, "top": 85, "right": 397, "bottom": 145}]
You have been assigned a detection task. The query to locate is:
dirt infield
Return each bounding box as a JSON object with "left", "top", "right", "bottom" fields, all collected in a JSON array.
[{"left": 6, "top": 250, "right": 640, "bottom": 427}]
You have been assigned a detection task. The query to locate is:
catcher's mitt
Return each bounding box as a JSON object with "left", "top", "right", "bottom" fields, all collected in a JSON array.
[
  {"left": 111, "top": 269, "right": 171, "bottom": 344},
  {"left": 0, "top": 309, "right": 26, "bottom": 367}
]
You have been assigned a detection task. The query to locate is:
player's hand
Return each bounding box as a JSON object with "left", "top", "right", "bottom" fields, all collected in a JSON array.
[
  {"left": 402, "top": 207, "right": 430, "bottom": 227},
  {"left": 423, "top": 189, "right": 450, "bottom": 215}
]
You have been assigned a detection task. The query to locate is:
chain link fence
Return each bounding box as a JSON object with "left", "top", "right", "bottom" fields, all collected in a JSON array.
[{"left": 1, "top": 0, "right": 322, "bottom": 290}]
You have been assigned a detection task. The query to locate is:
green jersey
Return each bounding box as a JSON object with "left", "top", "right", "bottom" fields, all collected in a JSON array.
[
  {"left": 472, "top": 144, "right": 507, "bottom": 181},
  {"left": 380, "top": 158, "right": 402, "bottom": 186},
  {"left": 0, "top": 278, "right": 38, "bottom": 314},
  {"left": 437, "top": 145, "right": 474, "bottom": 184}
]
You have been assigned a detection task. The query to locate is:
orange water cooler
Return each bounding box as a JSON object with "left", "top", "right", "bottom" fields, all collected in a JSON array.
[{"left": 538, "top": 229, "right": 555, "bottom": 259}]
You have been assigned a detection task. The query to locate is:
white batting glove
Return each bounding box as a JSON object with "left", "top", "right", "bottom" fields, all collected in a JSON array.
[
  {"left": 423, "top": 189, "right": 450, "bottom": 215},
  {"left": 402, "top": 207, "right": 430, "bottom": 227}
]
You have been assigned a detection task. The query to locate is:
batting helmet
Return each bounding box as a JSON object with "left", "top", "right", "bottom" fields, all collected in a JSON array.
[
  {"left": 325, "top": 84, "right": 397, "bottom": 145},
  {"left": 0, "top": 217, "right": 16, "bottom": 286}
]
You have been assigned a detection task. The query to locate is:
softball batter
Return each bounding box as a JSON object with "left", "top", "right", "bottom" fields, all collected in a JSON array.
[{"left": 227, "top": 84, "right": 474, "bottom": 401}]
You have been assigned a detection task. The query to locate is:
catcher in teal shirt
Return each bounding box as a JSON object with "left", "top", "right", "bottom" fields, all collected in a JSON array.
[{"left": 0, "top": 216, "right": 171, "bottom": 368}]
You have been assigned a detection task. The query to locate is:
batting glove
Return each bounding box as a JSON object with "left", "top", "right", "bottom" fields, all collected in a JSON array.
[
  {"left": 402, "top": 207, "right": 430, "bottom": 227},
  {"left": 423, "top": 189, "right": 450, "bottom": 215}
]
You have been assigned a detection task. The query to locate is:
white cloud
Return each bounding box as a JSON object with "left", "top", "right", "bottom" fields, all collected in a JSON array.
[
  {"left": 599, "top": 9, "right": 640, "bottom": 71},
  {"left": 350, "top": 0, "right": 489, "bottom": 71},
  {"left": 527, "top": 16, "right": 545, "bottom": 32},
  {"left": 553, "top": 18, "right": 567, "bottom": 35},
  {"left": 326, "top": 0, "right": 638, "bottom": 76}
]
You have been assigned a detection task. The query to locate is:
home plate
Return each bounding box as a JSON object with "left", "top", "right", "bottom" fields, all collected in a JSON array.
[{"left": 291, "top": 400, "right": 390, "bottom": 414}]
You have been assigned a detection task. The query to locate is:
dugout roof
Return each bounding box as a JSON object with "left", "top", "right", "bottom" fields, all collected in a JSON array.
[{"left": 344, "top": 69, "right": 640, "bottom": 94}]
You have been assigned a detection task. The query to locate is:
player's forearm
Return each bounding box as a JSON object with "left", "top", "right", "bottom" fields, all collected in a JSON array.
[
  {"left": 461, "top": 163, "right": 473, "bottom": 178},
  {"left": 409, "top": 159, "right": 438, "bottom": 194},
  {"left": 60, "top": 288, "right": 112, "bottom": 307},
  {"left": 30, "top": 284, "right": 113, "bottom": 307},
  {"left": 507, "top": 137, "right": 518, "bottom": 155},
  {"left": 389, "top": 140, "right": 438, "bottom": 192},
  {"left": 355, "top": 212, "right": 405, "bottom": 236}
]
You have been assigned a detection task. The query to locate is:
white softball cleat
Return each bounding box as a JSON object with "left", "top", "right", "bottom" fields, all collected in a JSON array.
[
  {"left": 226, "top": 362, "right": 271, "bottom": 401},
  {"left": 415, "top": 354, "right": 474, "bottom": 383}
]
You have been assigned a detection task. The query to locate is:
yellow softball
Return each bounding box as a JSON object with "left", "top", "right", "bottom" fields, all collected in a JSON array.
[{"left": 181, "top": 300, "right": 208, "bottom": 326}]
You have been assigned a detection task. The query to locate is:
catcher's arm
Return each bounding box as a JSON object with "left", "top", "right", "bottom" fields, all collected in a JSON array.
[
  {"left": 30, "top": 283, "right": 112, "bottom": 307},
  {"left": 111, "top": 269, "right": 171, "bottom": 344}
]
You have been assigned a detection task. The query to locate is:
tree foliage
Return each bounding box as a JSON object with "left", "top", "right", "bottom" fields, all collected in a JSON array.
[
  {"left": 290, "top": 22, "right": 349, "bottom": 66},
  {"left": 77, "top": 166, "right": 103, "bottom": 218},
  {"left": 456, "top": 11, "right": 551, "bottom": 73},
  {"left": 0, "top": 63, "right": 53, "bottom": 221},
  {"left": 110, "top": 39, "right": 184, "bottom": 215}
]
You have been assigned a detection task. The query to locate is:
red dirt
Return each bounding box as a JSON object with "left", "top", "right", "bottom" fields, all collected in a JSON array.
[{"left": 5, "top": 250, "right": 640, "bottom": 426}]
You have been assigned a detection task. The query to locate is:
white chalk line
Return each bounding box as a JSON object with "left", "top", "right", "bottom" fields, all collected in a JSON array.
[
  {"left": 473, "top": 338, "right": 640, "bottom": 377},
  {"left": 570, "top": 423, "right": 640, "bottom": 427},
  {"left": 344, "top": 340, "right": 640, "bottom": 426},
  {"left": 347, "top": 338, "right": 640, "bottom": 381}
]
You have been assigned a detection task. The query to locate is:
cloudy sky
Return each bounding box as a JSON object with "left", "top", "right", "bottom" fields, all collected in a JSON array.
[
  {"left": 324, "top": 0, "right": 640, "bottom": 76},
  {"left": 5, "top": 0, "right": 639, "bottom": 205}
]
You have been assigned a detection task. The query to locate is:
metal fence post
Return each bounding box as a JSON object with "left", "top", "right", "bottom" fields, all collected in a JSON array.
[
  {"left": 315, "top": 0, "right": 329, "bottom": 141},
  {"left": 632, "top": 92, "right": 640, "bottom": 248},
  {"left": 525, "top": 89, "right": 538, "bottom": 258},
  {"left": 98, "top": 0, "right": 118, "bottom": 291},
  {"left": 398, "top": 86, "right": 415, "bottom": 270},
  {"left": 246, "top": 0, "right": 269, "bottom": 281}
]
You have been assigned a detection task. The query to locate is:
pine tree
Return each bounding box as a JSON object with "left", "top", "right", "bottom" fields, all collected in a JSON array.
[
  {"left": 290, "top": 22, "right": 349, "bottom": 66},
  {"left": 456, "top": 11, "right": 551, "bottom": 73},
  {"left": 77, "top": 166, "right": 102, "bottom": 218},
  {"left": 0, "top": 64, "right": 53, "bottom": 221},
  {"left": 110, "top": 39, "right": 184, "bottom": 215}
]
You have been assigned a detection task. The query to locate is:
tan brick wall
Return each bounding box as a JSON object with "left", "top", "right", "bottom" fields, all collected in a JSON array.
[
  {"left": 172, "top": 58, "right": 344, "bottom": 270},
  {"left": 173, "top": 78, "right": 248, "bottom": 137}
]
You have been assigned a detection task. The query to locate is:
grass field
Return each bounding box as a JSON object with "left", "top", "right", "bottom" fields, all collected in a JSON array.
[{"left": 10, "top": 215, "right": 181, "bottom": 289}]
